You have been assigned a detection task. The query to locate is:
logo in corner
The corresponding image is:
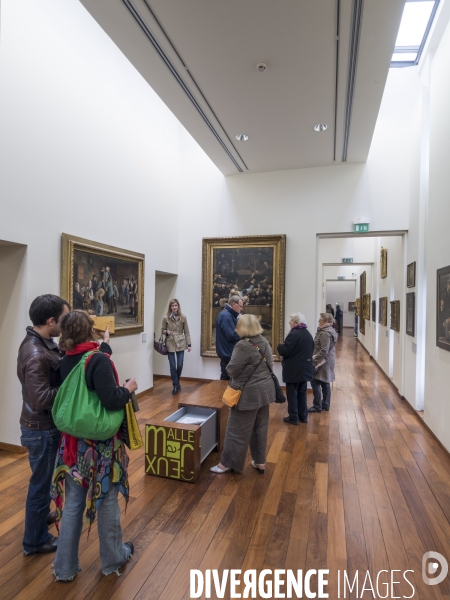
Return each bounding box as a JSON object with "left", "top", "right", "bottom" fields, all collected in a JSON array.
[{"left": 422, "top": 551, "right": 448, "bottom": 585}]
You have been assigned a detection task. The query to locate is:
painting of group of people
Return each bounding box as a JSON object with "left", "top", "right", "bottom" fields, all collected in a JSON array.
[
  {"left": 212, "top": 247, "right": 274, "bottom": 309},
  {"left": 72, "top": 249, "right": 140, "bottom": 327},
  {"left": 211, "top": 247, "right": 275, "bottom": 345}
]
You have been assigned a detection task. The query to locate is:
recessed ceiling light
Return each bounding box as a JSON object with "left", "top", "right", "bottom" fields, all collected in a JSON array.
[
  {"left": 314, "top": 124, "right": 328, "bottom": 132},
  {"left": 235, "top": 134, "right": 249, "bottom": 141}
]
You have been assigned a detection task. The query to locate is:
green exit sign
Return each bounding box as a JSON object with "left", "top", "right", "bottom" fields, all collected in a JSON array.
[
  {"left": 342, "top": 258, "right": 353, "bottom": 263},
  {"left": 338, "top": 276, "right": 345, "bottom": 280},
  {"left": 354, "top": 223, "right": 369, "bottom": 233}
]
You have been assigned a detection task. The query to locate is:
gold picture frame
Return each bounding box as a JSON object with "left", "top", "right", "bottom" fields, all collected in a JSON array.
[
  {"left": 355, "top": 297, "right": 360, "bottom": 317},
  {"left": 363, "top": 293, "right": 371, "bottom": 320},
  {"left": 379, "top": 297, "right": 388, "bottom": 326},
  {"left": 61, "top": 233, "right": 144, "bottom": 336},
  {"left": 201, "top": 235, "right": 286, "bottom": 359},
  {"left": 390, "top": 300, "right": 400, "bottom": 332},
  {"left": 380, "top": 247, "right": 388, "bottom": 279}
]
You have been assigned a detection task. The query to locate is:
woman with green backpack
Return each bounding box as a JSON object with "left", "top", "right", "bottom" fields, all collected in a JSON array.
[{"left": 51, "top": 310, "right": 138, "bottom": 582}]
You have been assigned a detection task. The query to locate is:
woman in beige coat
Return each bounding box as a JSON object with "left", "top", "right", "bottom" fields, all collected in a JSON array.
[
  {"left": 211, "top": 314, "right": 275, "bottom": 474},
  {"left": 161, "top": 299, "right": 191, "bottom": 395}
]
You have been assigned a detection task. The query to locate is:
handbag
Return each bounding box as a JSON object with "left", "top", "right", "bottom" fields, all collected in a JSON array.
[
  {"left": 52, "top": 352, "right": 124, "bottom": 439},
  {"left": 121, "top": 392, "right": 143, "bottom": 450},
  {"left": 222, "top": 356, "right": 264, "bottom": 408},
  {"left": 154, "top": 333, "right": 168, "bottom": 355},
  {"left": 247, "top": 340, "right": 287, "bottom": 404}
]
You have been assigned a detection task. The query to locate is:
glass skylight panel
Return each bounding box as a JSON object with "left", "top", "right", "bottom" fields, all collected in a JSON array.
[
  {"left": 391, "top": 0, "right": 439, "bottom": 67},
  {"left": 395, "top": 1, "right": 434, "bottom": 47},
  {"left": 391, "top": 52, "right": 418, "bottom": 63}
]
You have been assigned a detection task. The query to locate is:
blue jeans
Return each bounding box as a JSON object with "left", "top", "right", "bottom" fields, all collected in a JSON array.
[
  {"left": 20, "top": 426, "right": 61, "bottom": 553},
  {"left": 53, "top": 474, "right": 131, "bottom": 580},
  {"left": 167, "top": 351, "right": 184, "bottom": 388},
  {"left": 311, "top": 379, "right": 331, "bottom": 411}
]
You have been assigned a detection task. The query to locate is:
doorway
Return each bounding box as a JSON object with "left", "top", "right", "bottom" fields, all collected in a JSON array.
[
  {"left": 0, "top": 241, "right": 27, "bottom": 447},
  {"left": 325, "top": 280, "right": 356, "bottom": 328},
  {"left": 153, "top": 271, "right": 177, "bottom": 377}
]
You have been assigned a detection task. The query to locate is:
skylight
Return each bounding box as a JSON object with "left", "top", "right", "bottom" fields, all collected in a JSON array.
[{"left": 391, "top": 0, "right": 440, "bottom": 67}]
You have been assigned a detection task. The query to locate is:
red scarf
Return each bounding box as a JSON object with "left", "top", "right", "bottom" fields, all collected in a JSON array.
[{"left": 63, "top": 342, "right": 121, "bottom": 466}]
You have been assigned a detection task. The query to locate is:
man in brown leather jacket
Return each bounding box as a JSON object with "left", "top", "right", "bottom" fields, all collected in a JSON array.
[{"left": 17, "top": 294, "right": 70, "bottom": 555}]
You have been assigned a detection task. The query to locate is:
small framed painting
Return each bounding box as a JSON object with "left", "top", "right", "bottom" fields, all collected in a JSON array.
[
  {"left": 348, "top": 301, "right": 355, "bottom": 311},
  {"left": 380, "top": 247, "right": 388, "bottom": 279},
  {"left": 372, "top": 300, "right": 376, "bottom": 322},
  {"left": 406, "top": 292, "right": 415, "bottom": 337},
  {"left": 390, "top": 300, "right": 400, "bottom": 332},
  {"left": 407, "top": 262, "right": 416, "bottom": 288},
  {"left": 379, "top": 297, "right": 388, "bottom": 326}
]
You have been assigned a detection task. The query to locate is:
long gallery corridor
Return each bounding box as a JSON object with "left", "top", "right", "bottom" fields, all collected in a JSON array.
[{"left": 1, "top": 330, "right": 450, "bottom": 599}]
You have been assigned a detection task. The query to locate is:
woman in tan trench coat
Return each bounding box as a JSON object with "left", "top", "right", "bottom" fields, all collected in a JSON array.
[
  {"left": 161, "top": 299, "right": 191, "bottom": 395},
  {"left": 210, "top": 314, "right": 275, "bottom": 474}
]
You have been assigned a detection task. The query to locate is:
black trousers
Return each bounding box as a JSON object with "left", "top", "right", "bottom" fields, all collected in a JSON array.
[
  {"left": 219, "top": 357, "right": 231, "bottom": 380},
  {"left": 286, "top": 382, "right": 308, "bottom": 423}
]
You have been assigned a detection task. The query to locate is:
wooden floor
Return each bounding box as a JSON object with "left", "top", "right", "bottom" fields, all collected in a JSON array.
[{"left": 2, "top": 330, "right": 450, "bottom": 599}]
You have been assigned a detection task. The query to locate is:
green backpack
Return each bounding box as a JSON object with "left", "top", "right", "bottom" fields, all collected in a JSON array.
[{"left": 52, "top": 352, "right": 124, "bottom": 440}]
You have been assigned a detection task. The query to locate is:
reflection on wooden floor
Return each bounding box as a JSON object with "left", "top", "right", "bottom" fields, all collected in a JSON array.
[{"left": 2, "top": 330, "right": 450, "bottom": 599}]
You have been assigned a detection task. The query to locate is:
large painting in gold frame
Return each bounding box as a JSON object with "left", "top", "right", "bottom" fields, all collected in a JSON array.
[
  {"left": 201, "top": 235, "right": 286, "bottom": 359},
  {"left": 61, "top": 233, "right": 144, "bottom": 336}
]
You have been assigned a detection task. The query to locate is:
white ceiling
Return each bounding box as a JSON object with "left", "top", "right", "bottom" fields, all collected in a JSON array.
[{"left": 80, "top": 0, "right": 406, "bottom": 176}]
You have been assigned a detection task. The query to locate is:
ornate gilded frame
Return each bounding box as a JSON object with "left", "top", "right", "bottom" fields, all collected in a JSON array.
[
  {"left": 201, "top": 235, "right": 286, "bottom": 359},
  {"left": 380, "top": 247, "right": 388, "bottom": 279},
  {"left": 61, "top": 233, "right": 144, "bottom": 336}
]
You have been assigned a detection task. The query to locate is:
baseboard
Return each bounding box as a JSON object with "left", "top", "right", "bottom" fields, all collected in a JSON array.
[
  {"left": 0, "top": 442, "right": 27, "bottom": 454},
  {"left": 401, "top": 396, "right": 450, "bottom": 461},
  {"left": 136, "top": 387, "right": 153, "bottom": 400},
  {"left": 154, "top": 375, "right": 215, "bottom": 384},
  {"left": 366, "top": 347, "right": 450, "bottom": 462}
]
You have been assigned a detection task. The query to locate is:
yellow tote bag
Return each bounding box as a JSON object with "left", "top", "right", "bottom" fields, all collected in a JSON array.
[{"left": 125, "top": 401, "right": 143, "bottom": 450}]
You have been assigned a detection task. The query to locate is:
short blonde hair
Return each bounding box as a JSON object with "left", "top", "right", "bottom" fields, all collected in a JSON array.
[
  {"left": 235, "top": 314, "right": 263, "bottom": 337},
  {"left": 320, "top": 312, "right": 334, "bottom": 324}
]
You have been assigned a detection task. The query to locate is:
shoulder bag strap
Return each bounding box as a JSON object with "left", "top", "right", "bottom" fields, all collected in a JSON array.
[
  {"left": 246, "top": 339, "right": 275, "bottom": 375},
  {"left": 235, "top": 342, "right": 264, "bottom": 388}
]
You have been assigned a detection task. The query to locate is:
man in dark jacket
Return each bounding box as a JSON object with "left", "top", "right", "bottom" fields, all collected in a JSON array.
[
  {"left": 17, "top": 294, "right": 70, "bottom": 556},
  {"left": 335, "top": 304, "right": 343, "bottom": 333},
  {"left": 215, "top": 295, "right": 243, "bottom": 380},
  {"left": 277, "top": 312, "right": 314, "bottom": 425}
]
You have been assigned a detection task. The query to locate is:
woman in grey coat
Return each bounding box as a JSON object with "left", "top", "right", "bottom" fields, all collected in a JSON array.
[
  {"left": 308, "top": 312, "right": 338, "bottom": 413},
  {"left": 211, "top": 314, "right": 275, "bottom": 474},
  {"left": 161, "top": 299, "right": 191, "bottom": 395}
]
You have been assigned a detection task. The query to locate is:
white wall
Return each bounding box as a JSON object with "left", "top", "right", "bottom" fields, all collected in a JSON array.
[
  {"left": 0, "top": 0, "right": 186, "bottom": 443},
  {"left": 0, "top": 243, "right": 28, "bottom": 445},
  {"left": 423, "top": 14, "right": 450, "bottom": 449}
]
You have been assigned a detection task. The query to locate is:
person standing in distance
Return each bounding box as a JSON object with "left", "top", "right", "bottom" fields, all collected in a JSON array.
[
  {"left": 162, "top": 299, "right": 191, "bottom": 395},
  {"left": 17, "top": 294, "right": 70, "bottom": 556},
  {"left": 215, "top": 294, "right": 243, "bottom": 380}
]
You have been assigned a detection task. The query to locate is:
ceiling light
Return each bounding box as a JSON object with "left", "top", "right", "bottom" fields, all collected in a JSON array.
[
  {"left": 314, "top": 124, "right": 328, "bottom": 132},
  {"left": 236, "top": 134, "right": 249, "bottom": 141}
]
